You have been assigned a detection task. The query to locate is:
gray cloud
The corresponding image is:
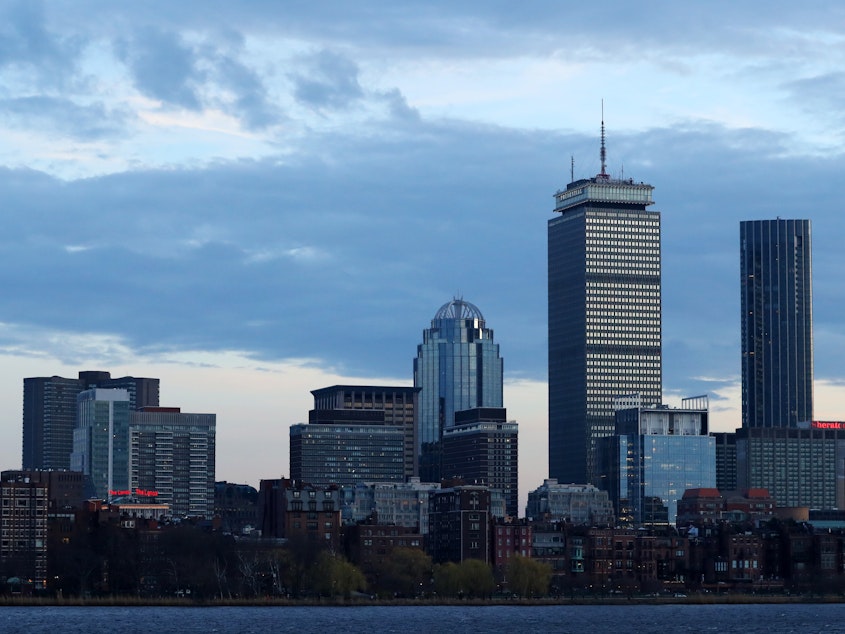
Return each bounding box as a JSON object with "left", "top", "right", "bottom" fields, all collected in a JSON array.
[
  {"left": 291, "top": 49, "right": 364, "bottom": 111},
  {"left": 115, "top": 26, "right": 204, "bottom": 110},
  {"left": 0, "top": 96, "right": 127, "bottom": 140}
]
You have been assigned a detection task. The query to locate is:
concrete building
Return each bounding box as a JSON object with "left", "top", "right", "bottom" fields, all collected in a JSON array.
[
  {"left": 0, "top": 470, "right": 49, "bottom": 589},
  {"left": 23, "top": 371, "right": 159, "bottom": 471},
  {"left": 347, "top": 478, "right": 441, "bottom": 534},
  {"left": 441, "top": 407, "right": 518, "bottom": 517},
  {"left": 311, "top": 385, "right": 420, "bottom": 479},
  {"left": 525, "top": 479, "right": 615, "bottom": 526},
  {"left": 548, "top": 121, "right": 662, "bottom": 484},
  {"left": 129, "top": 407, "right": 216, "bottom": 518},
  {"left": 289, "top": 409, "right": 405, "bottom": 488},
  {"left": 736, "top": 421, "right": 845, "bottom": 509}
]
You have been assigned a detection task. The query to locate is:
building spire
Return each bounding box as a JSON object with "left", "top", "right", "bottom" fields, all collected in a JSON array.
[{"left": 599, "top": 99, "right": 608, "bottom": 179}]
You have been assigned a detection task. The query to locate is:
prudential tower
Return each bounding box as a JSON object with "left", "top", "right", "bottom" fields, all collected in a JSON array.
[
  {"left": 548, "top": 118, "right": 662, "bottom": 485},
  {"left": 414, "top": 298, "right": 503, "bottom": 482}
]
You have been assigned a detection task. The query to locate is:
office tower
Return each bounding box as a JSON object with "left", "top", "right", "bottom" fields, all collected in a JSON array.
[
  {"left": 311, "top": 385, "right": 420, "bottom": 478},
  {"left": 22, "top": 371, "right": 159, "bottom": 470},
  {"left": 71, "top": 388, "right": 131, "bottom": 501},
  {"left": 712, "top": 432, "right": 737, "bottom": 493},
  {"left": 598, "top": 396, "right": 714, "bottom": 525},
  {"left": 289, "top": 409, "right": 405, "bottom": 488},
  {"left": 740, "top": 219, "right": 813, "bottom": 428},
  {"left": 129, "top": 407, "right": 217, "bottom": 518},
  {"left": 548, "top": 123, "right": 662, "bottom": 484},
  {"left": 441, "top": 407, "right": 518, "bottom": 517},
  {"left": 414, "top": 298, "right": 503, "bottom": 482}
]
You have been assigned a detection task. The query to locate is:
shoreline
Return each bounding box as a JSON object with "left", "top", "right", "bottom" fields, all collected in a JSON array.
[{"left": 1, "top": 594, "right": 843, "bottom": 607}]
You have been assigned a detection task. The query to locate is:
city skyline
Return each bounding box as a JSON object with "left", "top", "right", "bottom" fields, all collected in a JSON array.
[{"left": 0, "top": 3, "right": 844, "bottom": 511}]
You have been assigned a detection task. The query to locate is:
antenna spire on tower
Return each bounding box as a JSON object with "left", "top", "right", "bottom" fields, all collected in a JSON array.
[{"left": 600, "top": 99, "right": 607, "bottom": 179}]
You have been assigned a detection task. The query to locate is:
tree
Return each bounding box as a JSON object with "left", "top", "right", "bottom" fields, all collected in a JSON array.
[
  {"left": 506, "top": 554, "right": 552, "bottom": 597},
  {"left": 371, "top": 547, "right": 432, "bottom": 597},
  {"left": 310, "top": 552, "right": 367, "bottom": 599},
  {"left": 433, "top": 559, "right": 494, "bottom": 598}
]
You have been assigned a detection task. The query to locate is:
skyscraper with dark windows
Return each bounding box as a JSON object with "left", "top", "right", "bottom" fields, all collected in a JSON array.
[
  {"left": 740, "top": 219, "right": 813, "bottom": 428},
  {"left": 548, "top": 123, "right": 662, "bottom": 485},
  {"left": 414, "top": 298, "right": 503, "bottom": 482},
  {"left": 22, "top": 371, "right": 159, "bottom": 471}
]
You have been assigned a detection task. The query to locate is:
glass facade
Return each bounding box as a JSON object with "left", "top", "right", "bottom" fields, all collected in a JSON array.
[
  {"left": 740, "top": 219, "right": 813, "bottom": 428},
  {"left": 601, "top": 403, "right": 715, "bottom": 525},
  {"left": 549, "top": 176, "right": 662, "bottom": 484},
  {"left": 413, "top": 299, "right": 503, "bottom": 482},
  {"left": 71, "top": 388, "right": 130, "bottom": 501}
]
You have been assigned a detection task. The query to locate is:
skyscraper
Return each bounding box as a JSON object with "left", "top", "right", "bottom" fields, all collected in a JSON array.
[
  {"left": 71, "top": 388, "right": 131, "bottom": 500},
  {"left": 740, "top": 219, "right": 813, "bottom": 428},
  {"left": 22, "top": 371, "right": 159, "bottom": 470},
  {"left": 130, "top": 407, "right": 217, "bottom": 518},
  {"left": 548, "top": 123, "right": 662, "bottom": 484},
  {"left": 414, "top": 298, "right": 503, "bottom": 482}
]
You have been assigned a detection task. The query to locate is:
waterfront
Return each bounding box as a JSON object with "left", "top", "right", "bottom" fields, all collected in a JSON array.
[{"left": 2, "top": 603, "right": 845, "bottom": 633}]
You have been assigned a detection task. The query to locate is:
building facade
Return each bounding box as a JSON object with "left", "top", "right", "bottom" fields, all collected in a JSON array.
[
  {"left": 289, "top": 410, "right": 405, "bottom": 488},
  {"left": 600, "top": 396, "right": 715, "bottom": 525},
  {"left": 548, "top": 135, "right": 662, "bottom": 484},
  {"left": 427, "top": 485, "right": 491, "bottom": 563},
  {"left": 525, "top": 479, "right": 615, "bottom": 526},
  {"left": 71, "top": 388, "right": 131, "bottom": 501},
  {"left": 736, "top": 422, "right": 845, "bottom": 510},
  {"left": 0, "top": 470, "right": 49, "bottom": 589},
  {"left": 740, "top": 219, "right": 813, "bottom": 428},
  {"left": 22, "top": 371, "right": 159, "bottom": 471},
  {"left": 441, "top": 407, "right": 518, "bottom": 517},
  {"left": 413, "top": 298, "right": 503, "bottom": 482},
  {"left": 129, "top": 407, "right": 216, "bottom": 518},
  {"left": 311, "top": 385, "right": 420, "bottom": 479}
]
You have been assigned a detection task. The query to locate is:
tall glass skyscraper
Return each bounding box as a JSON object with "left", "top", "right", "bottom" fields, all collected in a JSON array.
[
  {"left": 414, "top": 298, "right": 503, "bottom": 482},
  {"left": 740, "top": 219, "right": 813, "bottom": 428},
  {"left": 548, "top": 131, "right": 662, "bottom": 485}
]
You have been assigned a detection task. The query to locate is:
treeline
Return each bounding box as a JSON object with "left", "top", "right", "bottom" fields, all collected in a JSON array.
[{"left": 34, "top": 519, "right": 552, "bottom": 600}]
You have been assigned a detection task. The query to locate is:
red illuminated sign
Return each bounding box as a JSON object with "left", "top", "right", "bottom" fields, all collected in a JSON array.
[
  {"left": 811, "top": 421, "right": 845, "bottom": 430},
  {"left": 109, "top": 488, "right": 159, "bottom": 497}
]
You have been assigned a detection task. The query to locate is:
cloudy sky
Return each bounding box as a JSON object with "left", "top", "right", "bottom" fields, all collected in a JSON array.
[{"left": 1, "top": 1, "right": 844, "bottom": 509}]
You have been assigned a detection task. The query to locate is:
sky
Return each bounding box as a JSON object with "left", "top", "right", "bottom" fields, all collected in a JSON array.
[{"left": 1, "top": 1, "right": 844, "bottom": 512}]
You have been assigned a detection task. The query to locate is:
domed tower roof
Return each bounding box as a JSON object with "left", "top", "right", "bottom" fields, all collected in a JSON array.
[{"left": 434, "top": 297, "right": 484, "bottom": 321}]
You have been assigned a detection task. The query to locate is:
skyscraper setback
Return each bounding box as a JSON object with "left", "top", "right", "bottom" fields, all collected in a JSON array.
[
  {"left": 740, "top": 219, "right": 813, "bottom": 427},
  {"left": 548, "top": 123, "right": 662, "bottom": 484}
]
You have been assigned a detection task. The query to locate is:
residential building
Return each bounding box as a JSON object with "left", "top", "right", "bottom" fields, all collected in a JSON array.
[
  {"left": 0, "top": 470, "right": 49, "bottom": 589},
  {"left": 347, "top": 478, "right": 440, "bottom": 534},
  {"left": 129, "top": 407, "right": 217, "bottom": 518},
  {"left": 428, "top": 485, "right": 490, "bottom": 563},
  {"left": 414, "top": 298, "right": 503, "bottom": 482},
  {"left": 548, "top": 123, "right": 662, "bottom": 484},
  {"left": 441, "top": 407, "right": 518, "bottom": 517},
  {"left": 525, "top": 479, "right": 615, "bottom": 526},
  {"left": 22, "top": 371, "right": 159, "bottom": 471},
  {"left": 740, "top": 219, "right": 813, "bottom": 428}
]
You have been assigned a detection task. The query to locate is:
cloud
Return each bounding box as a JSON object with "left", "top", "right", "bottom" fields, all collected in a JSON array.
[
  {"left": 291, "top": 49, "right": 364, "bottom": 111},
  {"left": 115, "top": 26, "right": 204, "bottom": 110},
  {"left": 0, "top": 96, "right": 128, "bottom": 140}
]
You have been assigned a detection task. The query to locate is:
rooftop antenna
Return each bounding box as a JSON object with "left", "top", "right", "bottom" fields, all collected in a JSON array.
[
  {"left": 570, "top": 155, "right": 574, "bottom": 183},
  {"left": 599, "top": 99, "right": 608, "bottom": 179}
]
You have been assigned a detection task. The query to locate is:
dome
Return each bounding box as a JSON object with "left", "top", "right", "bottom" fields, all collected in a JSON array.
[{"left": 434, "top": 297, "right": 485, "bottom": 321}]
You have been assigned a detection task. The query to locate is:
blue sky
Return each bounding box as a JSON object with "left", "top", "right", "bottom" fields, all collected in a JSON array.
[{"left": 1, "top": 1, "right": 844, "bottom": 508}]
